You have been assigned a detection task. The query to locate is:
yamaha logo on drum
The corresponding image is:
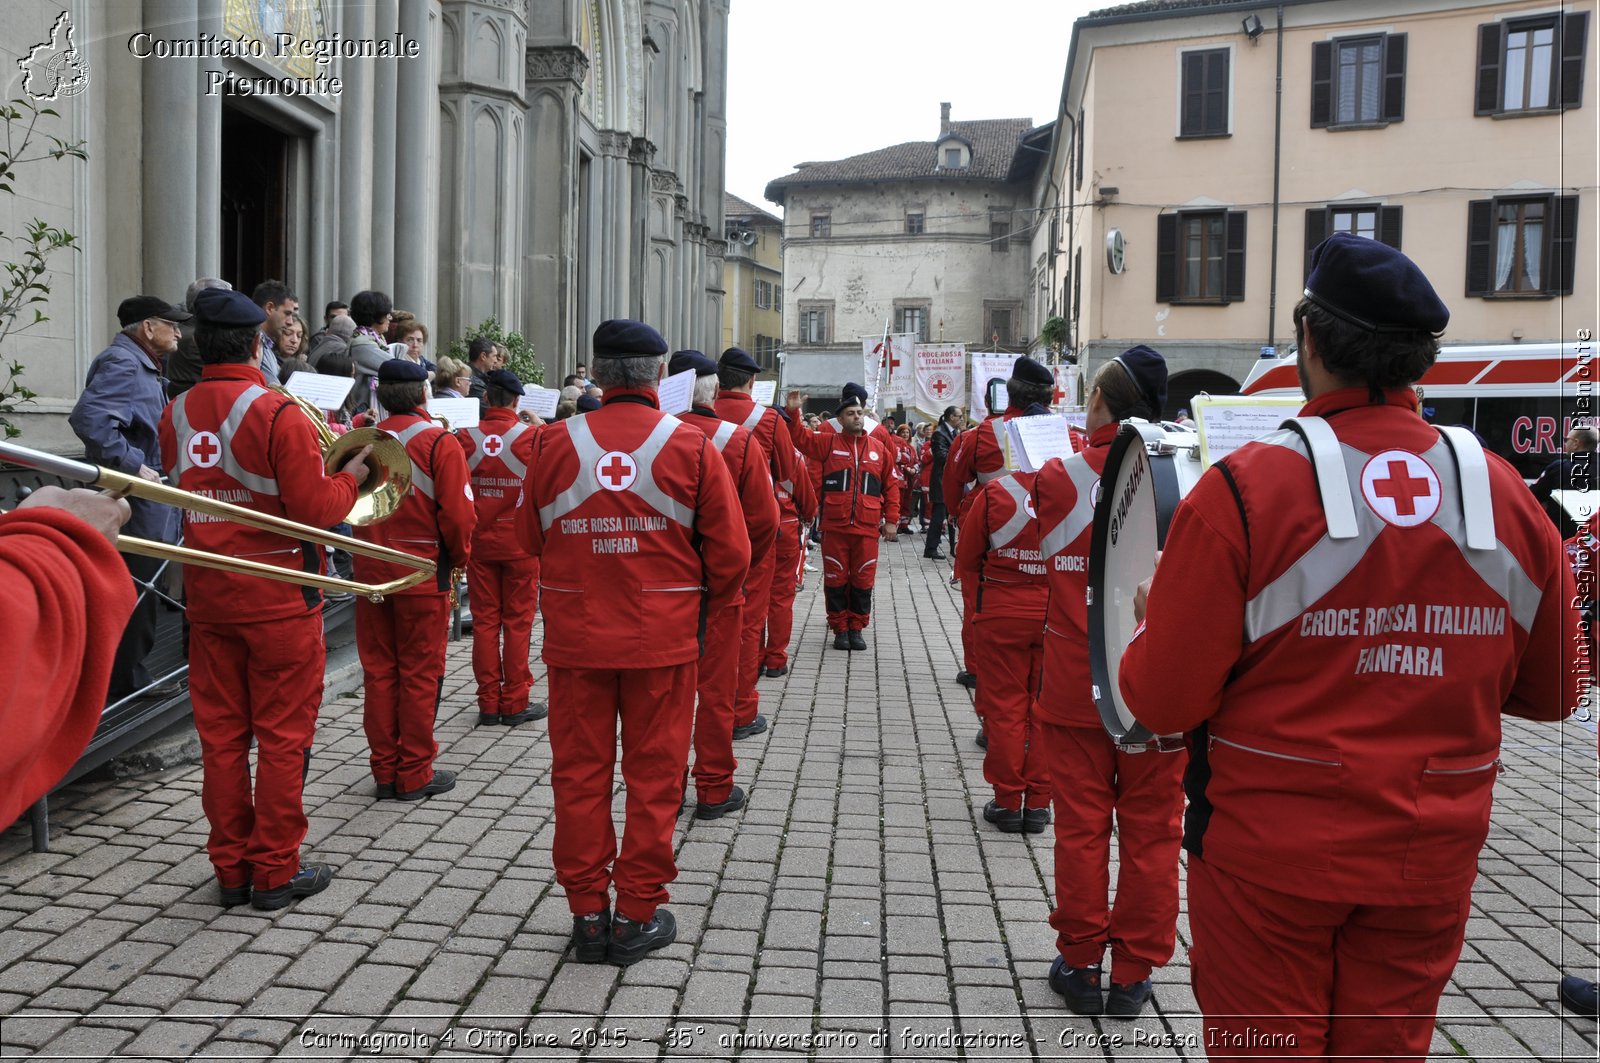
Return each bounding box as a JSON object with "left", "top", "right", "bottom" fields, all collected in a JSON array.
[{"left": 1107, "top": 456, "right": 1144, "bottom": 547}]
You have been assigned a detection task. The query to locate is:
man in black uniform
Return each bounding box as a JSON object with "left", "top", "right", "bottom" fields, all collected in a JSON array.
[{"left": 924, "top": 406, "right": 961, "bottom": 560}]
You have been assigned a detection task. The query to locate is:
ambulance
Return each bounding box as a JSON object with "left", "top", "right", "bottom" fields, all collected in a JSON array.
[{"left": 1241, "top": 340, "right": 1592, "bottom": 482}]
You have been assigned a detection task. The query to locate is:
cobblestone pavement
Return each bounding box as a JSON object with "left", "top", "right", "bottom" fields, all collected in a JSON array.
[{"left": 2, "top": 536, "right": 1598, "bottom": 1061}]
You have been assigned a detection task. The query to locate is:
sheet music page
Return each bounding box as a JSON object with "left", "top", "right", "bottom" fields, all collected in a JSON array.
[
  {"left": 282, "top": 371, "right": 355, "bottom": 411},
  {"left": 751, "top": 380, "right": 777, "bottom": 405},
  {"left": 427, "top": 396, "right": 480, "bottom": 430},
  {"left": 1007, "top": 415, "right": 1076, "bottom": 473},
  {"left": 1191, "top": 396, "right": 1302, "bottom": 466},
  {"left": 517, "top": 387, "right": 560, "bottom": 418},
  {"left": 657, "top": 368, "right": 695, "bottom": 415}
]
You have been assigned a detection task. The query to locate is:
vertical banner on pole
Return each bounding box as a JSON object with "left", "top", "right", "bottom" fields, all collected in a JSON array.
[
  {"left": 864, "top": 331, "right": 914, "bottom": 411},
  {"left": 970, "top": 353, "right": 1016, "bottom": 418},
  {"left": 913, "top": 343, "right": 967, "bottom": 417}
]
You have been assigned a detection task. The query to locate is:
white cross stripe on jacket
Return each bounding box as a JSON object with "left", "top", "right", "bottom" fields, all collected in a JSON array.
[
  {"left": 975, "top": 419, "right": 1009, "bottom": 483},
  {"left": 740, "top": 406, "right": 765, "bottom": 431},
  {"left": 827, "top": 415, "right": 882, "bottom": 435},
  {"left": 988, "top": 475, "right": 1034, "bottom": 550},
  {"left": 1038, "top": 452, "right": 1101, "bottom": 560},
  {"left": 538, "top": 414, "right": 695, "bottom": 531},
  {"left": 1243, "top": 430, "right": 1542, "bottom": 642},
  {"left": 391, "top": 420, "right": 438, "bottom": 499},
  {"left": 465, "top": 422, "right": 529, "bottom": 479},
  {"left": 170, "top": 385, "right": 280, "bottom": 495},
  {"left": 710, "top": 420, "right": 737, "bottom": 453}
]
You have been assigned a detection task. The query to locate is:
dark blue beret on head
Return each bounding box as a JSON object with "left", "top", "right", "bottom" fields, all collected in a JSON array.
[
  {"left": 190, "top": 288, "right": 262, "bottom": 329},
  {"left": 668, "top": 350, "right": 719, "bottom": 377},
  {"left": 1012, "top": 356, "right": 1053, "bottom": 387},
  {"left": 1112, "top": 344, "right": 1169, "bottom": 419},
  {"left": 486, "top": 369, "right": 523, "bottom": 393},
  {"left": 1304, "top": 233, "right": 1449, "bottom": 334},
  {"left": 592, "top": 319, "right": 668, "bottom": 359},
  {"left": 719, "top": 346, "right": 761, "bottom": 375},
  {"left": 839, "top": 383, "right": 869, "bottom": 411},
  {"left": 378, "top": 359, "right": 429, "bottom": 383},
  {"left": 576, "top": 394, "right": 602, "bottom": 412}
]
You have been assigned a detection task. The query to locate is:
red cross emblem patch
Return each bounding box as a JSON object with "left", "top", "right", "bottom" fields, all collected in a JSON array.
[
  {"left": 1360, "top": 450, "right": 1440, "bottom": 527},
  {"left": 186, "top": 431, "right": 222, "bottom": 468},
  {"left": 596, "top": 451, "right": 638, "bottom": 492},
  {"left": 481, "top": 434, "right": 504, "bottom": 457}
]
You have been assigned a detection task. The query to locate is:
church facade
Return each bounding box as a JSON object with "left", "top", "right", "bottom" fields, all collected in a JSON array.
[{"left": 1, "top": 0, "right": 728, "bottom": 449}]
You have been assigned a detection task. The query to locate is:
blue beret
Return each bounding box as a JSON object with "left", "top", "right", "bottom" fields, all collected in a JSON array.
[
  {"left": 719, "top": 346, "right": 761, "bottom": 375},
  {"left": 593, "top": 319, "right": 668, "bottom": 358},
  {"left": 378, "top": 358, "right": 429, "bottom": 383},
  {"left": 1305, "top": 233, "right": 1448, "bottom": 334},
  {"left": 668, "top": 350, "right": 719, "bottom": 378},
  {"left": 1012, "top": 356, "right": 1053, "bottom": 387},
  {"left": 576, "top": 394, "right": 602, "bottom": 412},
  {"left": 839, "top": 383, "right": 868, "bottom": 411},
  {"left": 486, "top": 369, "right": 524, "bottom": 393},
  {"left": 1112, "top": 345, "right": 1168, "bottom": 420},
  {"left": 191, "top": 288, "right": 263, "bottom": 329}
]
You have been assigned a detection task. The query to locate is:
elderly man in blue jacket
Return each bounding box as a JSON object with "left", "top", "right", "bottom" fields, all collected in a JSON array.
[{"left": 68, "top": 295, "right": 188, "bottom": 701}]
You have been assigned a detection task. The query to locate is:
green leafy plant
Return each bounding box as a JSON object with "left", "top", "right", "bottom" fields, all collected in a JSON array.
[
  {"left": 0, "top": 97, "right": 86, "bottom": 438},
  {"left": 445, "top": 316, "right": 543, "bottom": 387}
]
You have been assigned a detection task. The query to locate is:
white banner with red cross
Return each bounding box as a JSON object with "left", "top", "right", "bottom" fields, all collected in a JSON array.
[
  {"left": 913, "top": 343, "right": 967, "bottom": 417},
  {"left": 970, "top": 353, "right": 1017, "bottom": 418},
  {"left": 863, "top": 332, "right": 916, "bottom": 409}
]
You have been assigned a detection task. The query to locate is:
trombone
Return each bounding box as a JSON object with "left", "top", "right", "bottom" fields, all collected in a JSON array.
[{"left": 0, "top": 440, "right": 436, "bottom": 603}]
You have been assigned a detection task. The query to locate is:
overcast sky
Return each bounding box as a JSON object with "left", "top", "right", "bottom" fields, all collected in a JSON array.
[{"left": 724, "top": 0, "right": 1102, "bottom": 212}]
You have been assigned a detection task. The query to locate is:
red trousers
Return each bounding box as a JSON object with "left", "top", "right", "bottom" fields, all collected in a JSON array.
[
  {"left": 974, "top": 614, "right": 1049, "bottom": 809},
  {"left": 1042, "top": 722, "right": 1186, "bottom": 983},
  {"left": 1189, "top": 857, "right": 1470, "bottom": 1060},
  {"left": 357, "top": 594, "right": 450, "bottom": 792},
  {"left": 763, "top": 518, "right": 805, "bottom": 669},
  {"left": 692, "top": 604, "right": 742, "bottom": 803},
  {"left": 469, "top": 555, "right": 539, "bottom": 717},
  {"left": 960, "top": 578, "right": 978, "bottom": 679},
  {"left": 736, "top": 547, "right": 774, "bottom": 727},
  {"left": 548, "top": 663, "right": 695, "bottom": 922},
  {"left": 189, "top": 614, "right": 324, "bottom": 891},
  {"left": 821, "top": 530, "right": 879, "bottom": 632}
]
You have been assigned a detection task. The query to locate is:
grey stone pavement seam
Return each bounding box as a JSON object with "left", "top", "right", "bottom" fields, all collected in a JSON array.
[{"left": 0, "top": 535, "right": 1597, "bottom": 1061}]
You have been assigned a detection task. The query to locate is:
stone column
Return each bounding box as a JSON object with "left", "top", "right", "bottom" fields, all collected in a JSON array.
[
  {"left": 193, "top": 1, "right": 224, "bottom": 280},
  {"left": 629, "top": 137, "right": 655, "bottom": 322},
  {"left": 338, "top": 0, "right": 375, "bottom": 296},
  {"left": 370, "top": 0, "right": 399, "bottom": 295},
  {"left": 393, "top": 0, "right": 435, "bottom": 322},
  {"left": 523, "top": 44, "right": 588, "bottom": 377},
  {"left": 142, "top": 0, "right": 199, "bottom": 298}
]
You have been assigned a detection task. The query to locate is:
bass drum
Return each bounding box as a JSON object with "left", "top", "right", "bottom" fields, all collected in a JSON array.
[{"left": 1086, "top": 420, "right": 1203, "bottom": 744}]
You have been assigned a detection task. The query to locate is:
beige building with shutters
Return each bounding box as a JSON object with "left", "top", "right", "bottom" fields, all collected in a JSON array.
[
  {"left": 720, "top": 193, "right": 784, "bottom": 371},
  {"left": 1031, "top": 0, "right": 1596, "bottom": 414}
]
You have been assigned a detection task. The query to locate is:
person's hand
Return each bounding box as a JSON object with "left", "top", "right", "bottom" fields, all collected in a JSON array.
[
  {"left": 784, "top": 390, "right": 807, "bottom": 412},
  {"left": 137, "top": 465, "right": 162, "bottom": 483},
  {"left": 882, "top": 523, "right": 897, "bottom": 542},
  {"left": 520, "top": 411, "right": 544, "bottom": 426},
  {"left": 340, "top": 444, "right": 375, "bottom": 487},
  {"left": 1132, "top": 551, "right": 1162, "bottom": 622},
  {"left": 16, "top": 486, "right": 131, "bottom": 545}
]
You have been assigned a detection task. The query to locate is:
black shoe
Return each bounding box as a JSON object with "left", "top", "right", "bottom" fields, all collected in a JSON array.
[
  {"left": 695, "top": 785, "right": 747, "bottom": 821},
  {"left": 218, "top": 883, "right": 251, "bottom": 907},
  {"left": 833, "top": 632, "right": 850, "bottom": 650},
  {"left": 395, "top": 770, "right": 457, "bottom": 802},
  {"left": 764, "top": 664, "right": 789, "bottom": 678},
  {"left": 608, "top": 909, "right": 677, "bottom": 966},
  {"left": 477, "top": 713, "right": 501, "bottom": 727},
  {"left": 975, "top": 726, "right": 988, "bottom": 749},
  {"left": 956, "top": 670, "right": 977, "bottom": 689},
  {"left": 374, "top": 781, "right": 396, "bottom": 800},
  {"left": 1560, "top": 975, "right": 1600, "bottom": 1017},
  {"left": 848, "top": 631, "right": 866, "bottom": 651},
  {"left": 1106, "top": 977, "right": 1153, "bottom": 1019},
  {"left": 1048, "top": 955, "right": 1105, "bottom": 1016},
  {"left": 924, "top": 550, "right": 947, "bottom": 560},
  {"left": 571, "top": 910, "right": 611, "bottom": 962},
  {"left": 982, "top": 800, "right": 1024, "bottom": 833},
  {"left": 502, "top": 702, "right": 548, "bottom": 725},
  {"left": 250, "top": 864, "right": 334, "bottom": 911},
  {"left": 732, "top": 715, "right": 768, "bottom": 740},
  {"left": 1022, "top": 806, "right": 1051, "bottom": 834}
]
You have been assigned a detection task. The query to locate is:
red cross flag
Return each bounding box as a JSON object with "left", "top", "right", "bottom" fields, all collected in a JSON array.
[
  {"left": 913, "top": 343, "right": 967, "bottom": 417},
  {"left": 864, "top": 331, "right": 915, "bottom": 409}
]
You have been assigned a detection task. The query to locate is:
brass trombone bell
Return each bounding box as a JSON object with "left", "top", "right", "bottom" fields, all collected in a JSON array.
[
  {"left": 271, "top": 387, "right": 412, "bottom": 526},
  {"left": 0, "top": 440, "right": 436, "bottom": 603}
]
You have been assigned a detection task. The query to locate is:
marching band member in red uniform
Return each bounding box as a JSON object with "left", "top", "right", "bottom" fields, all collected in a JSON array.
[
  {"left": 356, "top": 360, "right": 476, "bottom": 801},
  {"left": 1123, "top": 235, "right": 1580, "bottom": 1058},
  {"left": 673, "top": 350, "right": 778, "bottom": 814},
  {"left": 159, "top": 288, "right": 370, "bottom": 910},
  {"left": 713, "top": 347, "right": 793, "bottom": 738},
  {"left": 893, "top": 424, "right": 918, "bottom": 534},
  {"left": 763, "top": 443, "right": 817, "bottom": 678},
  {"left": 955, "top": 358, "right": 1056, "bottom": 835},
  {"left": 517, "top": 321, "right": 748, "bottom": 966},
  {"left": 1034, "top": 346, "right": 1184, "bottom": 1019},
  {"left": 786, "top": 384, "right": 900, "bottom": 650},
  {"left": 0, "top": 489, "right": 134, "bottom": 829},
  {"left": 458, "top": 368, "right": 546, "bottom": 727}
]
